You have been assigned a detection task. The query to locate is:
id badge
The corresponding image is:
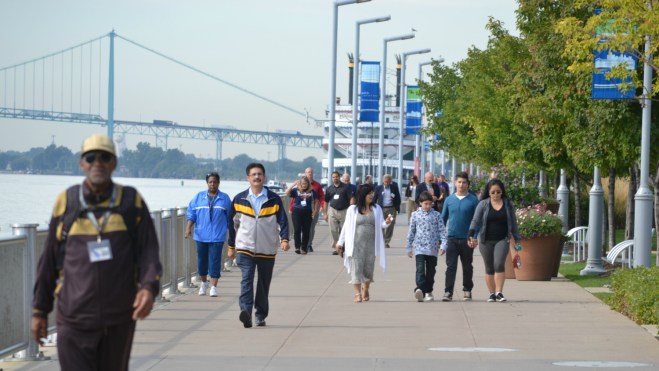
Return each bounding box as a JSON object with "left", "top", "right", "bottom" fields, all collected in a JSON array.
[
  {"left": 333, "top": 194, "right": 339, "bottom": 200},
  {"left": 301, "top": 199, "right": 307, "bottom": 206},
  {"left": 87, "top": 239, "right": 113, "bottom": 263}
]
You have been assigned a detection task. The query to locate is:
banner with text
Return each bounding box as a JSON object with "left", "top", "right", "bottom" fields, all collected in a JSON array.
[
  {"left": 359, "top": 61, "right": 380, "bottom": 122},
  {"left": 405, "top": 86, "right": 422, "bottom": 135}
]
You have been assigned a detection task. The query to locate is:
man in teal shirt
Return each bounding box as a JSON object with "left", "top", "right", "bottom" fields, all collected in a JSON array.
[{"left": 441, "top": 171, "right": 479, "bottom": 301}]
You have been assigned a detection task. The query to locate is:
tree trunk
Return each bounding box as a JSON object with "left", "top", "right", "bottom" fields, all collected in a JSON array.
[
  {"left": 625, "top": 165, "right": 637, "bottom": 240},
  {"left": 654, "top": 164, "right": 659, "bottom": 267},
  {"left": 574, "top": 170, "right": 582, "bottom": 227},
  {"left": 607, "top": 168, "right": 616, "bottom": 251}
]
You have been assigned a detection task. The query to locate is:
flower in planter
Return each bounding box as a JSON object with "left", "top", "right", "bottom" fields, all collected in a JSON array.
[{"left": 516, "top": 204, "right": 563, "bottom": 239}]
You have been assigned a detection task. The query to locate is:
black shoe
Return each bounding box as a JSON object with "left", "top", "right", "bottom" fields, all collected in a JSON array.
[
  {"left": 495, "top": 293, "right": 507, "bottom": 302},
  {"left": 308, "top": 246, "right": 314, "bottom": 252},
  {"left": 255, "top": 318, "right": 266, "bottom": 327},
  {"left": 239, "top": 310, "right": 252, "bottom": 328},
  {"left": 441, "top": 292, "right": 453, "bottom": 302},
  {"left": 332, "top": 250, "right": 339, "bottom": 255},
  {"left": 295, "top": 249, "right": 301, "bottom": 254},
  {"left": 488, "top": 293, "right": 496, "bottom": 302}
]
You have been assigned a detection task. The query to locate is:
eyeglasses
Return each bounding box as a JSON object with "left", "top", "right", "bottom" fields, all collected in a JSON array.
[
  {"left": 490, "top": 190, "right": 502, "bottom": 195},
  {"left": 83, "top": 152, "right": 113, "bottom": 164}
]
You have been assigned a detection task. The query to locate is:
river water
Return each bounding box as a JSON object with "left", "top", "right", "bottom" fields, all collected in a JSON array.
[{"left": 0, "top": 174, "right": 254, "bottom": 236}]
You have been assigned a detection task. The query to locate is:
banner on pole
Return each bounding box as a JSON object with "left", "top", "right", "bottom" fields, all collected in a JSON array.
[
  {"left": 591, "top": 8, "right": 636, "bottom": 100},
  {"left": 359, "top": 61, "right": 380, "bottom": 122},
  {"left": 405, "top": 86, "right": 422, "bottom": 135}
]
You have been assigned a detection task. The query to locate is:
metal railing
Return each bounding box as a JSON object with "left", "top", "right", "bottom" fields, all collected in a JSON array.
[{"left": 0, "top": 206, "right": 195, "bottom": 361}]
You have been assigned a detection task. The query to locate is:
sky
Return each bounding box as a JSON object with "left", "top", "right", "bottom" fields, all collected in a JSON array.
[{"left": 0, "top": 0, "right": 520, "bottom": 162}]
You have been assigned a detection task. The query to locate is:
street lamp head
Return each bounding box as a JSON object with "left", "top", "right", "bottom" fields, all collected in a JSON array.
[
  {"left": 385, "top": 33, "right": 415, "bottom": 43},
  {"left": 375, "top": 15, "right": 391, "bottom": 22},
  {"left": 337, "top": 0, "right": 370, "bottom": 4},
  {"left": 358, "top": 15, "right": 391, "bottom": 26},
  {"left": 403, "top": 48, "right": 431, "bottom": 58}
]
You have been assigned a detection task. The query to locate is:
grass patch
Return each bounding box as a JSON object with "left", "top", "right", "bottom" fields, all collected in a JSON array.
[{"left": 559, "top": 261, "right": 612, "bottom": 288}]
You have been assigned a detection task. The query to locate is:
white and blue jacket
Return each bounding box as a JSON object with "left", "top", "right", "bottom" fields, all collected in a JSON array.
[
  {"left": 186, "top": 190, "right": 231, "bottom": 242},
  {"left": 406, "top": 208, "right": 448, "bottom": 257}
]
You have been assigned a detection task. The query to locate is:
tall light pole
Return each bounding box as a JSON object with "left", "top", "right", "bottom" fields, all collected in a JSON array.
[
  {"left": 351, "top": 15, "right": 390, "bottom": 184},
  {"left": 329, "top": 0, "right": 371, "bottom": 181},
  {"left": 397, "top": 49, "right": 430, "bottom": 187},
  {"left": 377, "top": 33, "right": 414, "bottom": 185},
  {"left": 416, "top": 61, "right": 432, "bottom": 170}
]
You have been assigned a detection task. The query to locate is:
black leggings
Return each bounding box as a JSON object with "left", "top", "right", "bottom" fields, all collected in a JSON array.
[{"left": 479, "top": 239, "right": 509, "bottom": 274}]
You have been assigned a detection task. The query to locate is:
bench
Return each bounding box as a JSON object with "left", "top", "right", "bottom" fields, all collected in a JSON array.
[
  {"left": 564, "top": 226, "right": 588, "bottom": 262},
  {"left": 606, "top": 240, "right": 634, "bottom": 268}
]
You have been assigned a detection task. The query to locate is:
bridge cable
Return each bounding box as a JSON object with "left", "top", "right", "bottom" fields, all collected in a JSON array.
[{"left": 114, "top": 33, "right": 320, "bottom": 124}]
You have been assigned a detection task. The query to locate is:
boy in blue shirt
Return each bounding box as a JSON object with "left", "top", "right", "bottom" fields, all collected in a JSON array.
[{"left": 406, "top": 191, "right": 448, "bottom": 302}]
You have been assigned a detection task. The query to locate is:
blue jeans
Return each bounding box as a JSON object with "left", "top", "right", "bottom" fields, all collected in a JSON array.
[
  {"left": 236, "top": 253, "right": 275, "bottom": 321},
  {"left": 445, "top": 238, "right": 474, "bottom": 294},
  {"left": 415, "top": 254, "right": 438, "bottom": 294},
  {"left": 196, "top": 241, "right": 223, "bottom": 278}
]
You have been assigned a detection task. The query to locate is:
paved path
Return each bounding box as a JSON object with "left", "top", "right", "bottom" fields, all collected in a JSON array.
[{"left": 3, "top": 219, "right": 658, "bottom": 370}]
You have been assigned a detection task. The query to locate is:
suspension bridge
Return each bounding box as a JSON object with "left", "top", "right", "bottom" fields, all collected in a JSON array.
[{"left": 0, "top": 31, "right": 323, "bottom": 161}]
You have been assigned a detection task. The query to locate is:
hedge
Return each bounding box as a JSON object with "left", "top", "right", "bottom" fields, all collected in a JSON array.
[{"left": 608, "top": 267, "right": 659, "bottom": 325}]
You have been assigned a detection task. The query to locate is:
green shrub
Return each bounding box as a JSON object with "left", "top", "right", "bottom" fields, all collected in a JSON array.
[{"left": 609, "top": 267, "right": 659, "bottom": 325}]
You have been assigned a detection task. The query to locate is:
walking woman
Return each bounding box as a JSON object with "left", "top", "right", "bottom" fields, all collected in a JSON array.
[
  {"left": 405, "top": 175, "right": 419, "bottom": 222},
  {"left": 185, "top": 172, "right": 232, "bottom": 297},
  {"left": 286, "top": 176, "right": 319, "bottom": 254},
  {"left": 336, "top": 184, "right": 393, "bottom": 303},
  {"left": 467, "top": 178, "right": 521, "bottom": 302}
]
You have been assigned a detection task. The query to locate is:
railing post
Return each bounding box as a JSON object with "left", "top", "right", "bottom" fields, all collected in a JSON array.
[
  {"left": 177, "top": 207, "right": 193, "bottom": 289},
  {"left": 166, "top": 208, "right": 180, "bottom": 295},
  {"left": 10, "top": 224, "right": 49, "bottom": 361},
  {"left": 150, "top": 210, "right": 167, "bottom": 301}
]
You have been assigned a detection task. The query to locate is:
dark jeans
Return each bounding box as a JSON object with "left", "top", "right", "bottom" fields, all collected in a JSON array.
[
  {"left": 445, "top": 237, "right": 474, "bottom": 294},
  {"left": 236, "top": 253, "right": 275, "bottom": 321},
  {"left": 57, "top": 321, "right": 135, "bottom": 371},
  {"left": 292, "top": 207, "right": 312, "bottom": 251},
  {"left": 415, "top": 254, "right": 438, "bottom": 294}
]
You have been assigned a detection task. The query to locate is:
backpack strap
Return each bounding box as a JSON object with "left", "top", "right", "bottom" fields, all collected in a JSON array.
[{"left": 56, "top": 185, "right": 82, "bottom": 271}]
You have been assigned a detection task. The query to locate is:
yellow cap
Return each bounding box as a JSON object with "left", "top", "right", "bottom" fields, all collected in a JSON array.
[{"left": 81, "top": 134, "right": 116, "bottom": 157}]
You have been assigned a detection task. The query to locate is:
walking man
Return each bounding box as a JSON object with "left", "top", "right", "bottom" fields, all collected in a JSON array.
[
  {"left": 373, "top": 174, "right": 401, "bottom": 249},
  {"left": 305, "top": 167, "right": 324, "bottom": 252},
  {"left": 32, "top": 134, "right": 162, "bottom": 371},
  {"left": 441, "top": 171, "right": 479, "bottom": 301},
  {"left": 324, "top": 171, "right": 354, "bottom": 255},
  {"left": 228, "top": 163, "right": 290, "bottom": 328},
  {"left": 416, "top": 171, "right": 443, "bottom": 211}
]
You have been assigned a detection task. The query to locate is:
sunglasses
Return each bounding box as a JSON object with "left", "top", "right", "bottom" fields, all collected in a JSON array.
[{"left": 83, "top": 152, "right": 114, "bottom": 164}]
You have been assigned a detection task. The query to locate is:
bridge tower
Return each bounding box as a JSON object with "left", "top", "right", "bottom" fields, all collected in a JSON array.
[{"left": 107, "top": 30, "right": 115, "bottom": 141}]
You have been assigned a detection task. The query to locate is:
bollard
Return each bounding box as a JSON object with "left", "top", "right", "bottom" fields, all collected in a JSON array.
[
  {"left": 581, "top": 166, "right": 606, "bottom": 275},
  {"left": 6, "top": 224, "right": 50, "bottom": 362}
]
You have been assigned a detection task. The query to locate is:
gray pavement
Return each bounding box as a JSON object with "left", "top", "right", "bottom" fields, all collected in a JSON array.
[{"left": 3, "top": 218, "right": 658, "bottom": 370}]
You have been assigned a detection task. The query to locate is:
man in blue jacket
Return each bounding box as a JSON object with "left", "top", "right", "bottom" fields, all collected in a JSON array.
[
  {"left": 185, "top": 172, "right": 232, "bottom": 298},
  {"left": 441, "top": 171, "right": 479, "bottom": 302},
  {"left": 228, "top": 163, "right": 290, "bottom": 328}
]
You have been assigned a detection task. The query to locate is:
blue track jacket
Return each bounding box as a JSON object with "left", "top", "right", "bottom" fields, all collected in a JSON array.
[{"left": 186, "top": 190, "right": 232, "bottom": 242}]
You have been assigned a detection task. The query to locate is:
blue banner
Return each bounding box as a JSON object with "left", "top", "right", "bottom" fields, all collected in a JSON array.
[
  {"left": 405, "top": 86, "right": 422, "bottom": 135},
  {"left": 359, "top": 61, "right": 380, "bottom": 122},
  {"left": 592, "top": 8, "right": 636, "bottom": 100}
]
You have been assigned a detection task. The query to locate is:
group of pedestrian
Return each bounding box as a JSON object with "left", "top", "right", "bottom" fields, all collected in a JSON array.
[{"left": 31, "top": 134, "right": 522, "bottom": 370}]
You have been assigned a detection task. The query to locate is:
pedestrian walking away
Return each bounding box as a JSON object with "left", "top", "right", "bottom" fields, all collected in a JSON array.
[
  {"left": 32, "top": 133, "right": 162, "bottom": 371},
  {"left": 324, "top": 171, "right": 354, "bottom": 255},
  {"left": 304, "top": 167, "right": 324, "bottom": 252},
  {"left": 373, "top": 174, "right": 401, "bottom": 249},
  {"left": 405, "top": 175, "right": 419, "bottom": 223},
  {"left": 185, "top": 171, "right": 232, "bottom": 298},
  {"left": 228, "top": 163, "right": 290, "bottom": 328},
  {"left": 407, "top": 191, "right": 448, "bottom": 302},
  {"left": 336, "top": 184, "right": 393, "bottom": 303},
  {"left": 286, "top": 176, "right": 319, "bottom": 254},
  {"left": 441, "top": 171, "right": 479, "bottom": 302},
  {"left": 468, "top": 178, "right": 521, "bottom": 302}
]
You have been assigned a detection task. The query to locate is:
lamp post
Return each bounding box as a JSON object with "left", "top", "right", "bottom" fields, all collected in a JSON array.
[
  {"left": 416, "top": 61, "right": 432, "bottom": 171},
  {"left": 397, "top": 49, "right": 430, "bottom": 187},
  {"left": 377, "top": 33, "right": 414, "bottom": 185},
  {"left": 351, "top": 15, "right": 390, "bottom": 184},
  {"left": 328, "top": 0, "right": 371, "bottom": 181}
]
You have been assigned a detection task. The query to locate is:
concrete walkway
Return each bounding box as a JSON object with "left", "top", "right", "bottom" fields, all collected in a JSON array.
[{"left": 3, "top": 218, "right": 658, "bottom": 370}]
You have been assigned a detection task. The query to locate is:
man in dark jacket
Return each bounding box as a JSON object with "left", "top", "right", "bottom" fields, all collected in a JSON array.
[
  {"left": 415, "top": 171, "right": 444, "bottom": 212},
  {"left": 32, "top": 134, "right": 162, "bottom": 371},
  {"left": 373, "top": 174, "right": 401, "bottom": 249}
]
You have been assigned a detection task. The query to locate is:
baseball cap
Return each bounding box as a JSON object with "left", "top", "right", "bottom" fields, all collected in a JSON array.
[{"left": 81, "top": 134, "right": 116, "bottom": 157}]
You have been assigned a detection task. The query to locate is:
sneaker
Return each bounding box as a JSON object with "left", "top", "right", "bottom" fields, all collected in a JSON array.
[
  {"left": 209, "top": 286, "right": 218, "bottom": 297},
  {"left": 441, "top": 292, "right": 453, "bottom": 302},
  {"left": 495, "top": 293, "right": 507, "bottom": 302},
  {"left": 198, "top": 281, "right": 209, "bottom": 296},
  {"left": 424, "top": 293, "right": 434, "bottom": 302},
  {"left": 223, "top": 261, "right": 232, "bottom": 272},
  {"left": 414, "top": 288, "right": 424, "bottom": 302},
  {"left": 463, "top": 291, "right": 472, "bottom": 301},
  {"left": 308, "top": 246, "right": 314, "bottom": 252},
  {"left": 255, "top": 318, "right": 266, "bottom": 327},
  {"left": 239, "top": 310, "right": 252, "bottom": 328},
  {"left": 332, "top": 250, "right": 339, "bottom": 255},
  {"left": 488, "top": 293, "right": 496, "bottom": 302},
  {"left": 295, "top": 249, "right": 301, "bottom": 254}
]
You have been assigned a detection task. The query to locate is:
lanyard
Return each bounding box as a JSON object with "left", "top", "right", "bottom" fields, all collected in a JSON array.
[
  {"left": 208, "top": 193, "right": 217, "bottom": 222},
  {"left": 79, "top": 185, "right": 117, "bottom": 243}
]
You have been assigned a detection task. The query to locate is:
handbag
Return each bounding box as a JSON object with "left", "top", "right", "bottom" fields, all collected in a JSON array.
[{"left": 513, "top": 243, "right": 522, "bottom": 269}]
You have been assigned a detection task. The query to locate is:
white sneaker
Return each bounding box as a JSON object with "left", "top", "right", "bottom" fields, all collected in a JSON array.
[
  {"left": 209, "top": 286, "right": 218, "bottom": 297},
  {"left": 198, "top": 281, "right": 209, "bottom": 296},
  {"left": 424, "top": 293, "right": 435, "bottom": 302},
  {"left": 414, "top": 288, "right": 423, "bottom": 302}
]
